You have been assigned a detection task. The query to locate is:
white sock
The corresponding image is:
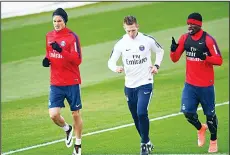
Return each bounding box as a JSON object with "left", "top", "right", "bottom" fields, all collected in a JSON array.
[
  {"left": 62, "top": 123, "right": 70, "bottom": 132},
  {"left": 141, "top": 141, "right": 151, "bottom": 145},
  {"left": 75, "top": 138, "right": 81, "bottom": 145}
]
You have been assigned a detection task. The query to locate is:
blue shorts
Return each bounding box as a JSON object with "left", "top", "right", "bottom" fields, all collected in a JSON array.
[
  {"left": 49, "top": 84, "right": 82, "bottom": 111},
  {"left": 124, "top": 83, "right": 153, "bottom": 115},
  {"left": 181, "top": 82, "right": 215, "bottom": 116}
]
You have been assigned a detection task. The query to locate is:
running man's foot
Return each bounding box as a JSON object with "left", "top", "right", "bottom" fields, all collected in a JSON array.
[
  {"left": 208, "top": 140, "right": 218, "bottom": 153},
  {"left": 72, "top": 144, "right": 81, "bottom": 155},
  {"left": 197, "top": 124, "right": 208, "bottom": 147},
  {"left": 65, "top": 125, "right": 73, "bottom": 148}
]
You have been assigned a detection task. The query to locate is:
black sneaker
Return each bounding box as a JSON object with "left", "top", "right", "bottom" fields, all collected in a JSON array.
[
  {"left": 140, "top": 143, "right": 148, "bottom": 155},
  {"left": 72, "top": 144, "right": 81, "bottom": 155},
  {"left": 65, "top": 125, "right": 73, "bottom": 148}
]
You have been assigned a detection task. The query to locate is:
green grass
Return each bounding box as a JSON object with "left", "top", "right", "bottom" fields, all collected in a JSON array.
[
  {"left": 3, "top": 105, "right": 229, "bottom": 155},
  {"left": 1, "top": 2, "right": 229, "bottom": 155},
  {"left": 2, "top": 54, "right": 229, "bottom": 153}
]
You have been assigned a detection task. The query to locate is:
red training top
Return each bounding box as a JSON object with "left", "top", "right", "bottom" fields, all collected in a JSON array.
[
  {"left": 170, "top": 29, "right": 222, "bottom": 87},
  {"left": 45, "top": 27, "right": 82, "bottom": 86}
]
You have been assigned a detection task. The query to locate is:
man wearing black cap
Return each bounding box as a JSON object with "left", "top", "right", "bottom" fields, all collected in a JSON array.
[
  {"left": 170, "top": 12, "right": 222, "bottom": 153},
  {"left": 42, "top": 8, "right": 83, "bottom": 155}
]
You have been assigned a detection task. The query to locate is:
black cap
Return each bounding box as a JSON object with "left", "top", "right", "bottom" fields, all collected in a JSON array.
[
  {"left": 52, "top": 8, "right": 68, "bottom": 24},
  {"left": 188, "top": 12, "right": 202, "bottom": 22}
]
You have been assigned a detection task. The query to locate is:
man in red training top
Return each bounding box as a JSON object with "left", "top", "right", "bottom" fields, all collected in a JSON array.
[
  {"left": 42, "top": 8, "right": 82, "bottom": 155},
  {"left": 170, "top": 12, "right": 222, "bottom": 153}
]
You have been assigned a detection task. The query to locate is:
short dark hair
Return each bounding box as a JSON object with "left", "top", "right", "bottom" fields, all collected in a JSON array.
[{"left": 123, "top": 15, "right": 137, "bottom": 25}]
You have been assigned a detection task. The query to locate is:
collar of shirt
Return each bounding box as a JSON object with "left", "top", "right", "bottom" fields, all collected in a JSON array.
[
  {"left": 125, "top": 32, "right": 142, "bottom": 41},
  {"left": 54, "top": 27, "right": 70, "bottom": 35}
]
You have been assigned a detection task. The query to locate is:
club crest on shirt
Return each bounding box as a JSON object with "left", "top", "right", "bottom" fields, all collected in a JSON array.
[
  {"left": 139, "top": 45, "right": 145, "bottom": 51},
  {"left": 60, "top": 41, "right": 66, "bottom": 47}
]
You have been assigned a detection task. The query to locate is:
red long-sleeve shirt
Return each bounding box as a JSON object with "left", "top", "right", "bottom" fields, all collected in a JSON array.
[
  {"left": 45, "top": 27, "right": 82, "bottom": 86},
  {"left": 170, "top": 29, "right": 222, "bottom": 87}
]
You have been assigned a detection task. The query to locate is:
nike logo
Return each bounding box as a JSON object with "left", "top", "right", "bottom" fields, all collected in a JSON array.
[
  {"left": 144, "top": 92, "right": 150, "bottom": 94},
  {"left": 76, "top": 104, "right": 81, "bottom": 107},
  {"left": 211, "top": 109, "right": 215, "bottom": 113},
  {"left": 126, "top": 49, "right": 131, "bottom": 51},
  {"left": 48, "top": 41, "right": 53, "bottom": 44},
  {"left": 199, "top": 42, "right": 204, "bottom": 44}
]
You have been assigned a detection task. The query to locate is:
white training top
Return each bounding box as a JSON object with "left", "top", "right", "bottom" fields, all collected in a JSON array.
[{"left": 108, "top": 32, "right": 164, "bottom": 88}]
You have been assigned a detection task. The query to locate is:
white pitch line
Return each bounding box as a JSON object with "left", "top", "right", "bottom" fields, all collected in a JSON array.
[{"left": 2, "top": 101, "right": 229, "bottom": 155}]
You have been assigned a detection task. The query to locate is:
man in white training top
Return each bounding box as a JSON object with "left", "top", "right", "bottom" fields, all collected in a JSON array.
[{"left": 108, "top": 15, "right": 164, "bottom": 155}]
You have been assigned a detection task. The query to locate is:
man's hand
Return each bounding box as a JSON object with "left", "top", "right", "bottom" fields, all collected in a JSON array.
[
  {"left": 150, "top": 65, "right": 158, "bottom": 75},
  {"left": 116, "top": 66, "right": 124, "bottom": 73},
  {"left": 42, "top": 57, "right": 50, "bottom": 67},
  {"left": 50, "top": 41, "right": 62, "bottom": 53},
  {"left": 196, "top": 50, "right": 206, "bottom": 60},
  {"left": 171, "top": 37, "right": 178, "bottom": 52}
]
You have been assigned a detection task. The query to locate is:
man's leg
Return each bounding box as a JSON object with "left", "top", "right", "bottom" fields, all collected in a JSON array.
[
  {"left": 199, "top": 85, "right": 218, "bottom": 153},
  {"left": 206, "top": 114, "right": 218, "bottom": 153},
  {"left": 66, "top": 84, "right": 83, "bottom": 155},
  {"left": 183, "top": 112, "right": 202, "bottom": 130},
  {"left": 49, "top": 85, "right": 73, "bottom": 148},
  {"left": 137, "top": 83, "right": 153, "bottom": 155},
  {"left": 137, "top": 84, "right": 153, "bottom": 144},
  {"left": 181, "top": 82, "right": 200, "bottom": 128},
  {"left": 72, "top": 110, "right": 83, "bottom": 155},
  {"left": 124, "top": 86, "right": 140, "bottom": 135},
  {"left": 183, "top": 112, "right": 208, "bottom": 147},
  {"left": 49, "top": 107, "right": 66, "bottom": 127},
  {"left": 181, "top": 83, "right": 207, "bottom": 147}
]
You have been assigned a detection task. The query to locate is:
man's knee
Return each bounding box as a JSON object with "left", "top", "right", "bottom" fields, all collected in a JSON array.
[
  {"left": 72, "top": 110, "right": 81, "bottom": 119},
  {"left": 184, "top": 112, "right": 199, "bottom": 123},
  {"left": 72, "top": 110, "right": 83, "bottom": 126},
  {"left": 206, "top": 114, "right": 217, "bottom": 122},
  {"left": 49, "top": 111, "right": 60, "bottom": 121},
  {"left": 49, "top": 108, "right": 60, "bottom": 120},
  {"left": 137, "top": 113, "right": 148, "bottom": 120},
  {"left": 137, "top": 108, "right": 148, "bottom": 118}
]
